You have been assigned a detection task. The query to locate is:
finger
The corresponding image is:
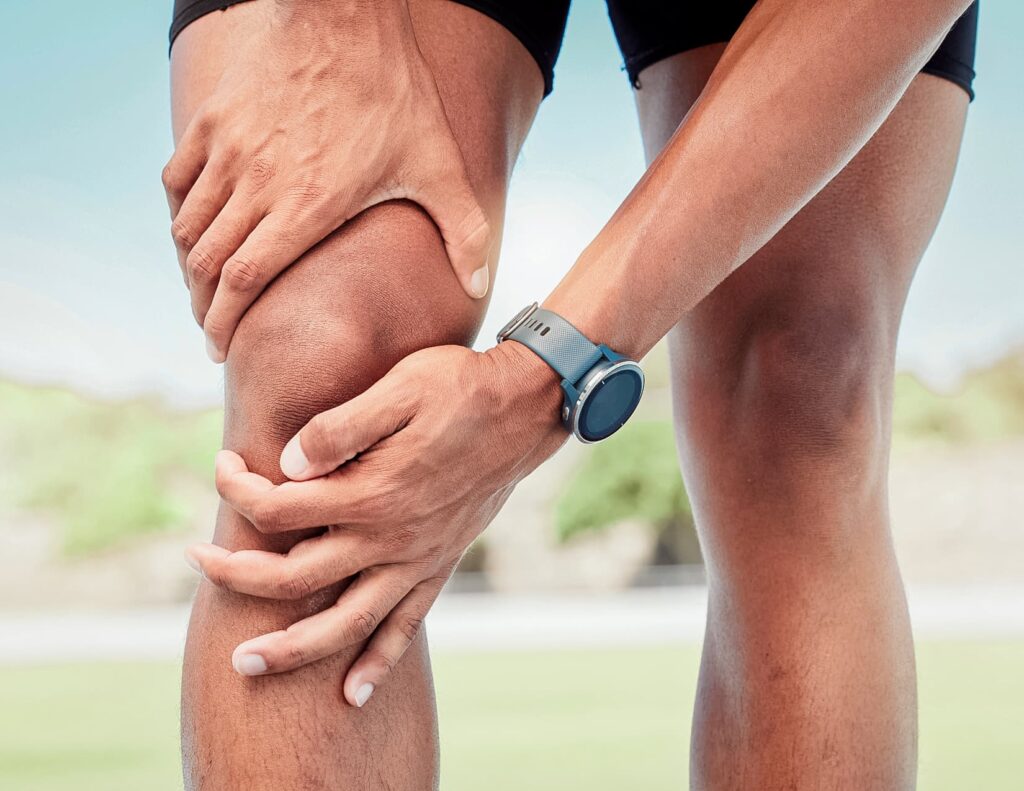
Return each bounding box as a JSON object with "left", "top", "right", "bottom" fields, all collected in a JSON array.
[
  {"left": 162, "top": 111, "right": 211, "bottom": 219},
  {"left": 169, "top": 163, "right": 231, "bottom": 288},
  {"left": 279, "top": 376, "right": 412, "bottom": 482},
  {"left": 213, "top": 450, "right": 275, "bottom": 521},
  {"left": 202, "top": 210, "right": 319, "bottom": 363},
  {"left": 214, "top": 450, "right": 368, "bottom": 532},
  {"left": 186, "top": 196, "right": 262, "bottom": 340},
  {"left": 184, "top": 529, "right": 375, "bottom": 600},
  {"left": 342, "top": 572, "right": 448, "bottom": 707},
  {"left": 407, "top": 136, "right": 493, "bottom": 299},
  {"left": 230, "top": 567, "right": 416, "bottom": 676}
]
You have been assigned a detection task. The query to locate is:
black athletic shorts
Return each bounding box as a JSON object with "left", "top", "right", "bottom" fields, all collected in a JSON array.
[{"left": 170, "top": 1, "right": 978, "bottom": 101}]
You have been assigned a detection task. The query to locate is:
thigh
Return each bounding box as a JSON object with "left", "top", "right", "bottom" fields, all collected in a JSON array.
[
  {"left": 662, "top": 69, "right": 969, "bottom": 389},
  {"left": 173, "top": 2, "right": 541, "bottom": 788},
  {"left": 171, "top": 0, "right": 543, "bottom": 201}
]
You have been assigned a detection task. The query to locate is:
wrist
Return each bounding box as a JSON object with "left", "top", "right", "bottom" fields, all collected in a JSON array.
[{"left": 485, "top": 340, "right": 565, "bottom": 437}]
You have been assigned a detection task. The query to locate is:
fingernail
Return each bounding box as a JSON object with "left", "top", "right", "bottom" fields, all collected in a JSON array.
[
  {"left": 354, "top": 682, "right": 375, "bottom": 707},
  {"left": 469, "top": 265, "right": 489, "bottom": 299},
  {"left": 233, "top": 651, "right": 268, "bottom": 676},
  {"left": 280, "top": 435, "right": 309, "bottom": 479},
  {"left": 205, "top": 336, "right": 225, "bottom": 364}
]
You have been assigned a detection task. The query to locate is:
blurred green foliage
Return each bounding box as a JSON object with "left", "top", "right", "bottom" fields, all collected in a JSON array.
[
  {"left": 0, "top": 382, "right": 222, "bottom": 555},
  {"left": 1, "top": 351, "right": 1021, "bottom": 556},
  {"left": 557, "top": 351, "right": 1024, "bottom": 540},
  {"left": 892, "top": 354, "right": 1024, "bottom": 444},
  {"left": 555, "top": 420, "right": 690, "bottom": 542}
]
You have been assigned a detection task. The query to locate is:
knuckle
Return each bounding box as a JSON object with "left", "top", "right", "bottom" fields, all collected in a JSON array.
[
  {"left": 247, "top": 153, "right": 277, "bottom": 190},
  {"left": 366, "top": 648, "right": 397, "bottom": 677},
  {"left": 250, "top": 499, "right": 282, "bottom": 533},
  {"left": 276, "top": 558, "right": 322, "bottom": 600},
  {"left": 161, "top": 162, "right": 184, "bottom": 196},
  {"left": 202, "top": 314, "right": 228, "bottom": 343},
  {"left": 276, "top": 569, "right": 314, "bottom": 600},
  {"left": 170, "top": 217, "right": 198, "bottom": 251},
  {"left": 281, "top": 641, "right": 308, "bottom": 669},
  {"left": 396, "top": 615, "right": 423, "bottom": 644},
  {"left": 222, "top": 256, "right": 262, "bottom": 292},
  {"left": 217, "top": 137, "right": 242, "bottom": 163},
  {"left": 202, "top": 562, "right": 228, "bottom": 590},
  {"left": 194, "top": 108, "right": 217, "bottom": 138},
  {"left": 348, "top": 609, "right": 379, "bottom": 642},
  {"left": 186, "top": 246, "right": 218, "bottom": 283}
]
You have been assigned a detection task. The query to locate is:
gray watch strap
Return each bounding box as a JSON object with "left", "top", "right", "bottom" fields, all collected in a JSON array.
[{"left": 507, "top": 308, "right": 604, "bottom": 384}]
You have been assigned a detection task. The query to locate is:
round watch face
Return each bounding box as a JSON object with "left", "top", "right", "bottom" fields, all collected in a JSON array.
[{"left": 575, "top": 362, "right": 644, "bottom": 442}]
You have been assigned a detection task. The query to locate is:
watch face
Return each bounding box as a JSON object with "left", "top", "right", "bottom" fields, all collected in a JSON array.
[{"left": 576, "top": 363, "right": 644, "bottom": 442}]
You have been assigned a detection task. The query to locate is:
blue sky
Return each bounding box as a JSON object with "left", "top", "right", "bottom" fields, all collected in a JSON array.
[{"left": 0, "top": 2, "right": 1020, "bottom": 407}]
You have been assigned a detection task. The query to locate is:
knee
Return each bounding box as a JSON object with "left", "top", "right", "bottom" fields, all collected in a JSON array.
[
  {"left": 677, "top": 306, "right": 896, "bottom": 565},
  {"left": 695, "top": 300, "right": 892, "bottom": 468},
  {"left": 224, "top": 200, "right": 483, "bottom": 471},
  {"left": 743, "top": 317, "right": 884, "bottom": 456}
]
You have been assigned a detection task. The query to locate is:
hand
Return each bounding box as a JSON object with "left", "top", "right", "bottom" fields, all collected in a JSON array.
[
  {"left": 163, "top": 0, "right": 493, "bottom": 362},
  {"left": 186, "top": 341, "right": 565, "bottom": 706}
]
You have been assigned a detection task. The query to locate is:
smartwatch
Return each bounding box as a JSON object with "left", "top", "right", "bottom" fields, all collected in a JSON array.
[{"left": 497, "top": 302, "right": 644, "bottom": 443}]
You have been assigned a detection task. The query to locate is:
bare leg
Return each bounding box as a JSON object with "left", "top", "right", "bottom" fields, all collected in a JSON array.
[
  {"left": 172, "top": 2, "right": 542, "bottom": 788},
  {"left": 636, "top": 51, "right": 968, "bottom": 789}
]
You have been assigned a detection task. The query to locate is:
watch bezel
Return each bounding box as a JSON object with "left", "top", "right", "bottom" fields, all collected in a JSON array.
[
  {"left": 569, "top": 359, "right": 645, "bottom": 444},
  {"left": 496, "top": 302, "right": 539, "bottom": 343}
]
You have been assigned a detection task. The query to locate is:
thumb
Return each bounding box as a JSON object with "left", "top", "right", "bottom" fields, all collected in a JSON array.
[
  {"left": 408, "top": 138, "right": 493, "bottom": 299},
  {"left": 280, "top": 375, "right": 412, "bottom": 481}
]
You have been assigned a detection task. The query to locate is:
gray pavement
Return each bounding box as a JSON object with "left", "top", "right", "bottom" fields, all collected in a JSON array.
[{"left": 1, "top": 584, "right": 1023, "bottom": 664}]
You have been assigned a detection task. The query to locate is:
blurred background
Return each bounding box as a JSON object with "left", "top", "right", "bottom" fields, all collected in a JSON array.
[{"left": 1, "top": 2, "right": 1022, "bottom": 789}]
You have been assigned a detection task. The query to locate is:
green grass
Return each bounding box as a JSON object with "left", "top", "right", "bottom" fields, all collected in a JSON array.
[{"left": 0, "top": 642, "right": 1021, "bottom": 790}]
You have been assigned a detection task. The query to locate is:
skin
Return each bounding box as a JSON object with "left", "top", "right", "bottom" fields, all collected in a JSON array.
[
  {"left": 171, "top": 1, "right": 542, "bottom": 788},
  {"left": 635, "top": 54, "right": 968, "bottom": 789},
  {"left": 183, "top": 0, "right": 972, "bottom": 786},
  {"left": 195, "top": 0, "right": 971, "bottom": 663},
  {"left": 163, "top": 0, "right": 494, "bottom": 364}
]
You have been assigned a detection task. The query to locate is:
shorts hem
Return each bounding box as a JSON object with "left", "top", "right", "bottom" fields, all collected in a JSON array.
[
  {"left": 449, "top": 0, "right": 557, "bottom": 96},
  {"left": 623, "top": 41, "right": 727, "bottom": 88},
  {"left": 921, "top": 52, "right": 977, "bottom": 101},
  {"left": 169, "top": 0, "right": 255, "bottom": 52}
]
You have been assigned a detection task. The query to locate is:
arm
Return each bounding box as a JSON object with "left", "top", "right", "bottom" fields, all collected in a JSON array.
[
  {"left": 546, "top": 0, "right": 973, "bottom": 358},
  {"left": 187, "top": 0, "right": 973, "bottom": 700}
]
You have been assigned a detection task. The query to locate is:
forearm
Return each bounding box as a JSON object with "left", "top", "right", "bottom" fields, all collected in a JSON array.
[{"left": 545, "top": 0, "right": 972, "bottom": 357}]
